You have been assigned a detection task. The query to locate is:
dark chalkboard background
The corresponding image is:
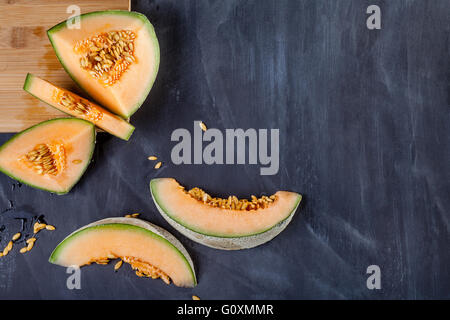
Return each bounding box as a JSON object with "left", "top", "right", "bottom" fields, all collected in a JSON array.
[{"left": 0, "top": 0, "right": 449, "bottom": 299}]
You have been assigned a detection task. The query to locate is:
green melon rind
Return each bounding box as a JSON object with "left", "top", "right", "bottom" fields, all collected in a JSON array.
[
  {"left": 49, "top": 217, "right": 197, "bottom": 287},
  {"left": 150, "top": 179, "right": 302, "bottom": 250},
  {"left": 0, "top": 118, "right": 95, "bottom": 195},
  {"left": 47, "top": 10, "right": 160, "bottom": 119},
  {"left": 23, "top": 73, "right": 135, "bottom": 141}
]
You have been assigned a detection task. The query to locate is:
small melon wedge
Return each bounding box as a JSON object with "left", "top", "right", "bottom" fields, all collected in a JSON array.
[
  {"left": 150, "top": 178, "right": 302, "bottom": 250},
  {"left": 49, "top": 217, "right": 197, "bottom": 288},
  {"left": 23, "top": 74, "right": 135, "bottom": 141},
  {"left": 47, "top": 10, "right": 160, "bottom": 119},
  {"left": 0, "top": 118, "right": 95, "bottom": 194}
]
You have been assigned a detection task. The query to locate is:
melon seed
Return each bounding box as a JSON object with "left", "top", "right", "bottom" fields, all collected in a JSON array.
[
  {"left": 12, "top": 233, "right": 21, "bottom": 241},
  {"left": 114, "top": 260, "right": 123, "bottom": 271},
  {"left": 199, "top": 121, "right": 207, "bottom": 132},
  {"left": 33, "top": 222, "right": 46, "bottom": 234}
]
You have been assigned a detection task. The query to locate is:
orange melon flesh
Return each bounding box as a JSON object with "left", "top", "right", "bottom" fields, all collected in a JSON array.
[
  {"left": 47, "top": 11, "right": 160, "bottom": 119},
  {"left": 23, "top": 74, "right": 134, "bottom": 141},
  {"left": 150, "top": 178, "right": 302, "bottom": 237},
  {"left": 0, "top": 119, "right": 95, "bottom": 194},
  {"left": 49, "top": 219, "right": 196, "bottom": 288}
]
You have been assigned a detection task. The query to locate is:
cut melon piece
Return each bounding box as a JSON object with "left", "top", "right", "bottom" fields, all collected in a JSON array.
[
  {"left": 0, "top": 118, "right": 95, "bottom": 194},
  {"left": 47, "top": 10, "right": 160, "bottom": 119},
  {"left": 23, "top": 74, "right": 134, "bottom": 141},
  {"left": 150, "top": 178, "right": 302, "bottom": 250},
  {"left": 49, "top": 217, "right": 197, "bottom": 288}
]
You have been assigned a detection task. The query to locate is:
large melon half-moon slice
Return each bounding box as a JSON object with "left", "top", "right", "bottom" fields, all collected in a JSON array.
[
  {"left": 150, "top": 178, "right": 302, "bottom": 250},
  {"left": 0, "top": 118, "right": 95, "bottom": 194},
  {"left": 47, "top": 10, "right": 160, "bottom": 119},
  {"left": 49, "top": 217, "right": 197, "bottom": 288}
]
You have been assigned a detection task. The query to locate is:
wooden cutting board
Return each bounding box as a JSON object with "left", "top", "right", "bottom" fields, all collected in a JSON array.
[{"left": 0, "top": 0, "right": 130, "bottom": 132}]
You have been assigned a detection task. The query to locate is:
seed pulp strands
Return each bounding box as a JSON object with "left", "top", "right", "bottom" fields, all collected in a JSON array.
[
  {"left": 23, "top": 143, "right": 66, "bottom": 176},
  {"left": 185, "top": 186, "right": 278, "bottom": 211},
  {"left": 75, "top": 30, "right": 137, "bottom": 86}
]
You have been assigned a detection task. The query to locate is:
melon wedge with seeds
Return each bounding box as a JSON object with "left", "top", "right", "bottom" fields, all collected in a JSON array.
[
  {"left": 23, "top": 74, "right": 135, "bottom": 141},
  {"left": 0, "top": 118, "right": 95, "bottom": 194},
  {"left": 150, "top": 178, "right": 302, "bottom": 250},
  {"left": 47, "top": 10, "right": 160, "bottom": 119},
  {"left": 49, "top": 217, "right": 197, "bottom": 288}
]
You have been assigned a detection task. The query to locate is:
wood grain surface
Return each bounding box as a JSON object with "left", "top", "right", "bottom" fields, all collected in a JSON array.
[{"left": 0, "top": 0, "right": 130, "bottom": 132}]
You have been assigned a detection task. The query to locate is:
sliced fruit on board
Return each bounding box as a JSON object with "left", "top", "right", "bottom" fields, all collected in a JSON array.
[
  {"left": 23, "top": 74, "right": 135, "bottom": 141},
  {"left": 150, "top": 178, "right": 302, "bottom": 250},
  {"left": 0, "top": 118, "right": 95, "bottom": 195},
  {"left": 49, "top": 217, "right": 197, "bottom": 288},
  {"left": 47, "top": 10, "right": 160, "bottom": 119}
]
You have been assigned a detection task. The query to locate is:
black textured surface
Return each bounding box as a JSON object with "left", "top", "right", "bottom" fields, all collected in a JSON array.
[{"left": 0, "top": 0, "right": 449, "bottom": 299}]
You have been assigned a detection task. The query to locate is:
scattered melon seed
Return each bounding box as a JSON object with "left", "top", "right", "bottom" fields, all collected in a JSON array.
[
  {"left": 192, "top": 295, "right": 201, "bottom": 300},
  {"left": 45, "top": 225, "right": 56, "bottom": 231},
  {"left": 12, "top": 233, "right": 21, "bottom": 241},
  {"left": 6, "top": 241, "right": 13, "bottom": 251},
  {"left": 26, "top": 242, "right": 34, "bottom": 251},
  {"left": 114, "top": 260, "right": 123, "bottom": 271},
  {"left": 0, "top": 252, "right": 3, "bottom": 257},
  {"left": 26, "top": 238, "right": 36, "bottom": 244},
  {"left": 33, "top": 222, "right": 46, "bottom": 234},
  {"left": 72, "top": 159, "right": 83, "bottom": 164},
  {"left": 19, "top": 247, "right": 27, "bottom": 254},
  {"left": 124, "top": 213, "right": 140, "bottom": 218},
  {"left": 147, "top": 156, "right": 157, "bottom": 160},
  {"left": 154, "top": 161, "right": 162, "bottom": 169},
  {"left": 199, "top": 121, "right": 207, "bottom": 132}
]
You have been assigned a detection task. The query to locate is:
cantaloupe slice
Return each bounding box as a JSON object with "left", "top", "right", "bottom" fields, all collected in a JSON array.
[
  {"left": 0, "top": 118, "right": 95, "bottom": 194},
  {"left": 49, "top": 217, "right": 197, "bottom": 288},
  {"left": 24, "top": 74, "right": 135, "bottom": 141},
  {"left": 150, "top": 178, "right": 302, "bottom": 250},
  {"left": 47, "top": 10, "right": 160, "bottom": 119}
]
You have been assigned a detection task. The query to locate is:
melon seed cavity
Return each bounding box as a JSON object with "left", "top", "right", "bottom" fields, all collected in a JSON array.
[
  {"left": 24, "top": 143, "right": 66, "bottom": 176},
  {"left": 75, "top": 30, "right": 137, "bottom": 86},
  {"left": 185, "top": 186, "right": 277, "bottom": 211},
  {"left": 58, "top": 92, "right": 102, "bottom": 122}
]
